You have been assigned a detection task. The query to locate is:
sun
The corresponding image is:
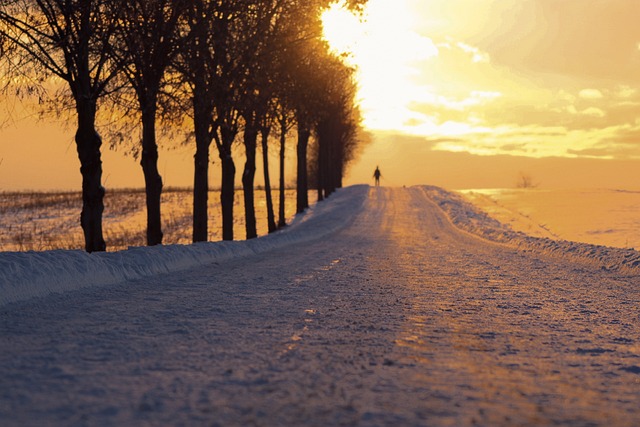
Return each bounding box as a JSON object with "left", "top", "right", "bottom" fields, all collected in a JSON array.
[
  {"left": 321, "top": 0, "right": 439, "bottom": 132},
  {"left": 321, "top": 2, "right": 362, "bottom": 57}
]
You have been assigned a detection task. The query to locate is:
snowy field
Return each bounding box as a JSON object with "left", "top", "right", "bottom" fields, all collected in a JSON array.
[
  {"left": 0, "top": 187, "right": 361, "bottom": 307},
  {"left": 429, "top": 186, "right": 640, "bottom": 274},
  {"left": 461, "top": 188, "right": 640, "bottom": 250},
  {"left": 1, "top": 185, "right": 639, "bottom": 426},
  {"left": 0, "top": 188, "right": 305, "bottom": 252}
]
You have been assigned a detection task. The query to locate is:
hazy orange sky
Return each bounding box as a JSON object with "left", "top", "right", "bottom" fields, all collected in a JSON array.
[
  {"left": 329, "top": 0, "right": 640, "bottom": 188},
  {"left": 1, "top": 0, "right": 640, "bottom": 190}
]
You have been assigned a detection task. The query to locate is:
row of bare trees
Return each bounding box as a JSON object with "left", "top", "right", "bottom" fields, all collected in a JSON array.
[{"left": 0, "top": 0, "right": 367, "bottom": 252}]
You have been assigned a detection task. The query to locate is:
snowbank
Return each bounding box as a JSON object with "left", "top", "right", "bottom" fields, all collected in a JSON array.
[
  {"left": 422, "top": 186, "right": 640, "bottom": 274},
  {"left": 0, "top": 185, "right": 369, "bottom": 306},
  {"left": 460, "top": 188, "right": 640, "bottom": 250}
]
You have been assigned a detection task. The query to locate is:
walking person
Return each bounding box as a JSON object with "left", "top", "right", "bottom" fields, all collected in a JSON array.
[{"left": 373, "top": 166, "right": 382, "bottom": 187}]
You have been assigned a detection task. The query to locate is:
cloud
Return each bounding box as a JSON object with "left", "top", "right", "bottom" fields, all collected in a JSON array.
[
  {"left": 409, "top": 90, "right": 502, "bottom": 114},
  {"left": 581, "top": 107, "right": 606, "bottom": 118},
  {"left": 563, "top": 105, "right": 606, "bottom": 118},
  {"left": 579, "top": 89, "right": 604, "bottom": 99},
  {"left": 331, "top": 0, "right": 640, "bottom": 163},
  {"left": 565, "top": 105, "right": 579, "bottom": 115},
  {"left": 617, "top": 86, "right": 637, "bottom": 98},
  {"left": 435, "top": 39, "right": 491, "bottom": 64},
  {"left": 558, "top": 90, "right": 577, "bottom": 102},
  {"left": 402, "top": 74, "right": 640, "bottom": 161},
  {"left": 568, "top": 127, "right": 640, "bottom": 159},
  {"left": 465, "top": 1, "right": 640, "bottom": 83},
  {"left": 456, "top": 42, "right": 491, "bottom": 63}
]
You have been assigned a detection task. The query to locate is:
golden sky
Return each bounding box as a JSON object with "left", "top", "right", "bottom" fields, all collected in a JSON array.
[
  {"left": 324, "top": 0, "right": 640, "bottom": 161},
  {"left": 1, "top": 0, "right": 639, "bottom": 190}
]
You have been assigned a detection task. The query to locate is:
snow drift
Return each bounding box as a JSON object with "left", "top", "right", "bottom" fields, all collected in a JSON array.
[
  {"left": 3, "top": 184, "right": 637, "bottom": 308},
  {"left": 421, "top": 186, "right": 640, "bottom": 274},
  {"left": 0, "top": 185, "right": 369, "bottom": 307}
]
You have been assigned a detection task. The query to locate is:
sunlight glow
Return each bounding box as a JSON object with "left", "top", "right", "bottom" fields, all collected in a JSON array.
[
  {"left": 322, "top": 0, "right": 439, "bottom": 132},
  {"left": 321, "top": 0, "right": 640, "bottom": 162},
  {"left": 321, "top": 3, "right": 362, "bottom": 56}
]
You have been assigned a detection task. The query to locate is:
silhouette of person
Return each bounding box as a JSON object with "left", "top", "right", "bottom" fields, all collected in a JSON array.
[{"left": 373, "top": 166, "right": 382, "bottom": 186}]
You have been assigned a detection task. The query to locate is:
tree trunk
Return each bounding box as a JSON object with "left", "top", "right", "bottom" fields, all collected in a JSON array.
[
  {"left": 220, "top": 148, "right": 235, "bottom": 241},
  {"left": 261, "top": 128, "right": 276, "bottom": 233},
  {"left": 192, "top": 103, "right": 211, "bottom": 243},
  {"left": 140, "top": 104, "right": 163, "bottom": 246},
  {"left": 219, "top": 128, "right": 236, "bottom": 240},
  {"left": 317, "top": 161, "right": 324, "bottom": 202},
  {"left": 242, "top": 124, "right": 258, "bottom": 239},
  {"left": 75, "top": 99, "right": 106, "bottom": 253},
  {"left": 324, "top": 124, "right": 336, "bottom": 198},
  {"left": 316, "top": 124, "right": 326, "bottom": 202},
  {"left": 328, "top": 134, "right": 342, "bottom": 195},
  {"left": 296, "top": 126, "right": 310, "bottom": 214},
  {"left": 278, "top": 124, "right": 286, "bottom": 228}
]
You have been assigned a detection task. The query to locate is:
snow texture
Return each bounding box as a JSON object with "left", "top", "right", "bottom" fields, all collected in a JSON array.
[
  {"left": 424, "top": 186, "right": 640, "bottom": 274},
  {"left": 0, "top": 185, "right": 368, "bottom": 307},
  {"left": 1, "top": 186, "right": 639, "bottom": 426},
  {"left": 459, "top": 188, "right": 640, "bottom": 250}
]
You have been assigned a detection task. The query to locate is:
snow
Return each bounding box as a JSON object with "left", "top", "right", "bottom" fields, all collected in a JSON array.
[
  {"left": 1, "top": 185, "right": 639, "bottom": 426},
  {"left": 0, "top": 185, "right": 368, "bottom": 307},
  {"left": 424, "top": 186, "right": 640, "bottom": 274},
  {"left": 0, "top": 188, "right": 310, "bottom": 251},
  {"left": 460, "top": 187, "right": 640, "bottom": 250},
  {"left": 3, "top": 184, "right": 639, "bottom": 308}
]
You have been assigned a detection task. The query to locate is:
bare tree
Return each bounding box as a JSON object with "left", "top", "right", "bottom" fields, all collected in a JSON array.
[
  {"left": 178, "top": 0, "right": 249, "bottom": 242},
  {"left": 0, "top": 0, "right": 123, "bottom": 252},
  {"left": 111, "top": 0, "right": 188, "bottom": 246},
  {"left": 212, "top": 81, "right": 242, "bottom": 242},
  {"left": 178, "top": 0, "right": 215, "bottom": 243},
  {"left": 272, "top": 1, "right": 361, "bottom": 211},
  {"left": 273, "top": 102, "right": 294, "bottom": 227},
  {"left": 312, "top": 54, "right": 362, "bottom": 199},
  {"left": 259, "top": 115, "right": 277, "bottom": 233},
  {"left": 516, "top": 172, "right": 537, "bottom": 189},
  {"left": 236, "top": 0, "right": 285, "bottom": 239}
]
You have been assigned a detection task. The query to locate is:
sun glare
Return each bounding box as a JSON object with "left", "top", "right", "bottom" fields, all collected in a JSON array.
[
  {"left": 322, "top": 0, "right": 439, "bottom": 133},
  {"left": 321, "top": 2, "right": 362, "bottom": 56},
  {"left": 321, "top": 0, "right": 640, "bottom": 163}
]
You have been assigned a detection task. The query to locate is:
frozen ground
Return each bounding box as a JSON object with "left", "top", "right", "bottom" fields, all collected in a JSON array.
[
  {"left": 461, "top": 188, "right": 640, "bottom": 250},
  {"left": 0, "top": 188, "right": 305, "bottom": 251},
  {"left": 1, "top": 186, "right": 639, "bottom": 426}
]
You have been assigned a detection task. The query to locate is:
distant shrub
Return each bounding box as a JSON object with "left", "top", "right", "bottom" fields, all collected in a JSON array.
[{"left": 516, "top": 172, "right": 537, "bottom": 189}]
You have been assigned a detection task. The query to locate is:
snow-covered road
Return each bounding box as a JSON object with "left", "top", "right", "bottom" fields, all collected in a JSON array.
[{"left": 1, "top": 187, "right": 639, "bottom": 426}]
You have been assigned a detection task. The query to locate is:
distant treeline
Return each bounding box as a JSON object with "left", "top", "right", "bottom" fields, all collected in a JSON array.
[{"left": 0, "top": 0, "right": 368, "bottom": 252}]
